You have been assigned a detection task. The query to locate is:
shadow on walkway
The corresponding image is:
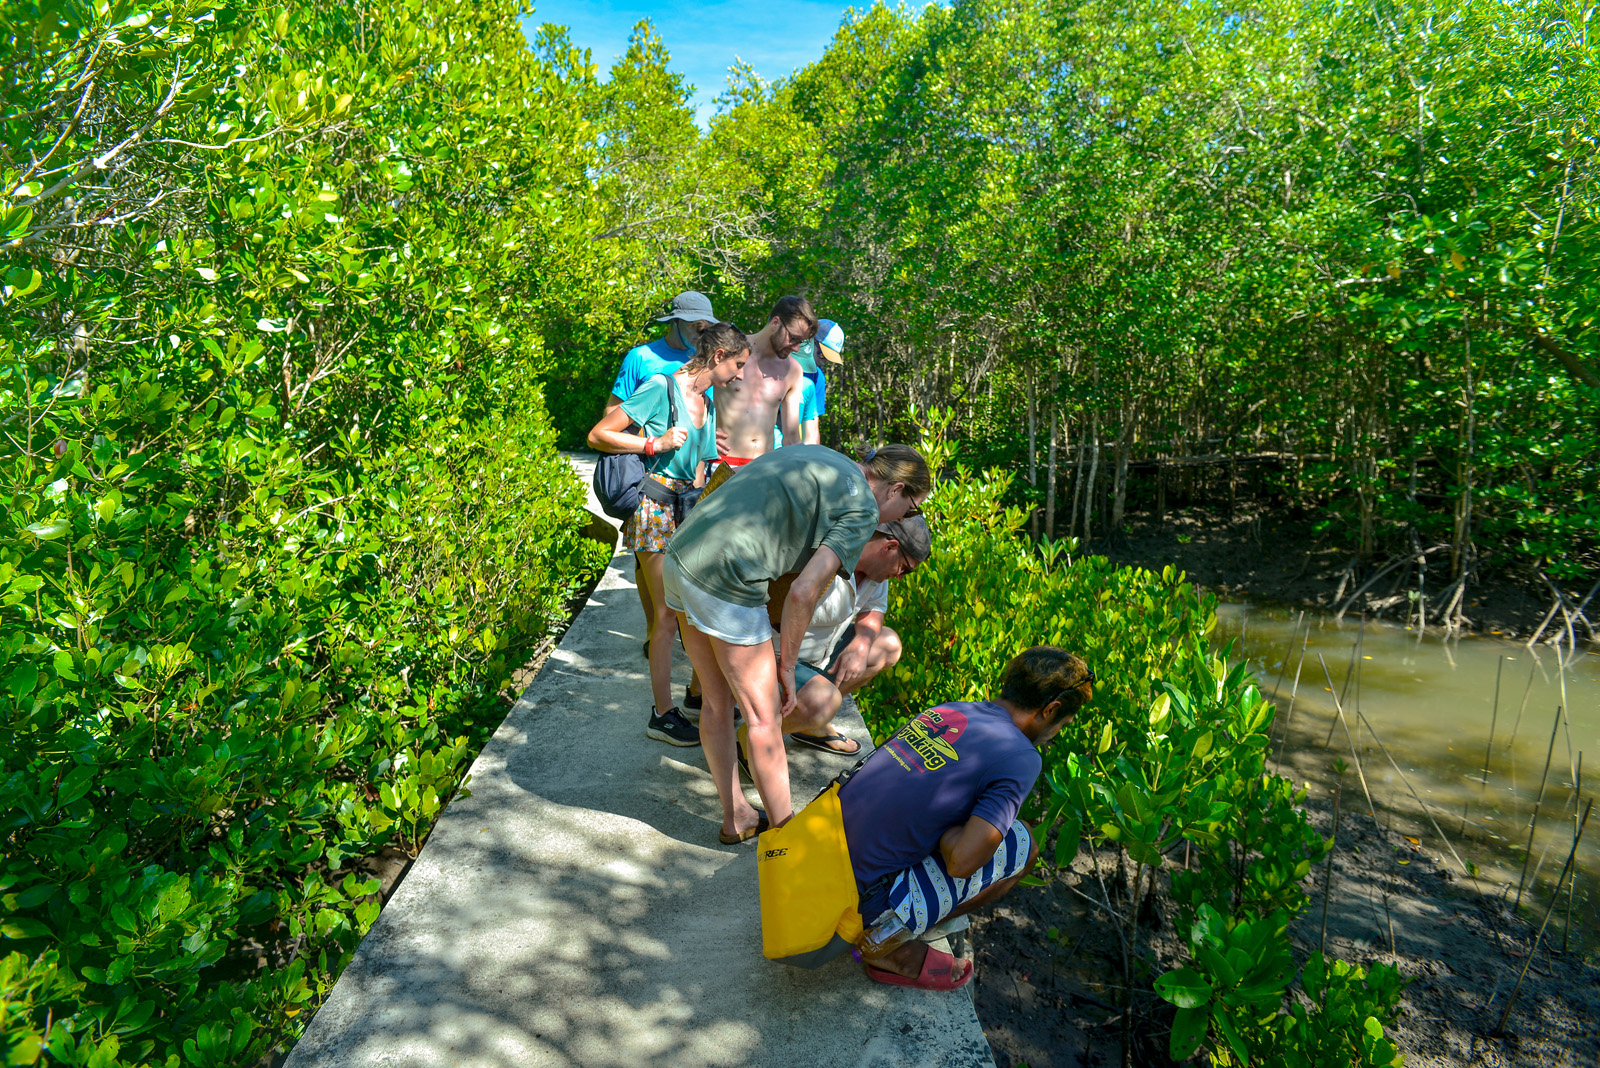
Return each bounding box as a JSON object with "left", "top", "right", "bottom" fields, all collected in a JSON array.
[{"left": 286, "top": 480, "right": 994, "bottom": 1068}]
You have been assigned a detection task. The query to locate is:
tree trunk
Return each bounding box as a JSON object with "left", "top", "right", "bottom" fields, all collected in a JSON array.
[
  {"left": 1452, "top": 325, "right": 1476, "bottom": 579},
  {"left": 1028, "top": 367, "right": 1039, "bottom": 538},
  {"left": 1082, "top": 414, "right": 1101, "bottom": 544},
  {"left": 1112, "top": 410, "right": 1132, "bottom": 534},
  {"left": 1046, "top": 400, "right": 1060, "bottom": 539},
  {"left": 875, "top": 369, "right": 888, "bottom": 450},
  {"left": 1068, "top": 432, "right": 1083, "bottom": 544}
]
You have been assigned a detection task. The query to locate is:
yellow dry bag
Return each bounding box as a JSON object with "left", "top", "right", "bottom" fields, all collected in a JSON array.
[{"left": 756, "top": 782, "right": 864, "bottom": 968}]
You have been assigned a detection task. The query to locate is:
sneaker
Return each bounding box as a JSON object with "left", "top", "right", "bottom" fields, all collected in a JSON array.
[
  {"left": 683, "top": 690, "right": 703, "bottom": 711},
  {"left": 647, "top": 706, "right": 700, "bottom": 747}
]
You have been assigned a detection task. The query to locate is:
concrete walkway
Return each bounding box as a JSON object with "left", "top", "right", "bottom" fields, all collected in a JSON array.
[{"left": 285, "top": 455, "right": 995, "bottom": 1068}]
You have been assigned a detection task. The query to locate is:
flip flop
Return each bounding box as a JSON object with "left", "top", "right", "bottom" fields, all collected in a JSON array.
[
  {"left": 864, "top": 945, "right": 974, "bottom": 991},
  {"left": 789, "top": 730, "right": 862, "bottom": 756},
  {"left": 718, "top": 810, "right": 768, "bottom": 845}
]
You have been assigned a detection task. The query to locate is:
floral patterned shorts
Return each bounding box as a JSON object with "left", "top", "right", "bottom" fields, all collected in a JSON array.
[{"left": 623, "top": 474, "right": 696, "bottom": 554}]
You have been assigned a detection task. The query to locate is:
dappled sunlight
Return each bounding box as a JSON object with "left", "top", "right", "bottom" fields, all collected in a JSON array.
[{"left": 287, "top": 549, "right": 984, "bottom": 1068}]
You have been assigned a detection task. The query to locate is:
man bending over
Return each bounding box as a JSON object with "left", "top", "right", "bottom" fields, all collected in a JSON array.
[
  {"left": 776, "top": 516, "right": 931, "bottom": 756},
  {"left": 840, "top": 646, "right": 1096, "bottom": 990}
]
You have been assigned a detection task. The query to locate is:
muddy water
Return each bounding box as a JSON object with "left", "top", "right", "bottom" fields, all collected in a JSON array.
[{"left": 1215, "top": 603, "right": 1600, "bottom": 950}]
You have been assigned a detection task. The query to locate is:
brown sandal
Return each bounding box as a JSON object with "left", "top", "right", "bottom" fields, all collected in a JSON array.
[{"left": 718, "top": 811, "right": 769, "bottom": 845}]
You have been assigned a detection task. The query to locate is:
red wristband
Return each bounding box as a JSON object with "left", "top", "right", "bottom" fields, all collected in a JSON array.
[{"left": 643, "top": 436, "right": 657, "bottom": 457}]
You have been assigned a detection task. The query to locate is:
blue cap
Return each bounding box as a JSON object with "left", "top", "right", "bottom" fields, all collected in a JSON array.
[{"left": 816, "top": 319, "right": 845, "bottom": 363}]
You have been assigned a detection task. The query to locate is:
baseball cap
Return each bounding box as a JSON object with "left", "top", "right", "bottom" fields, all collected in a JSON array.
[
  {"left": 816, "top": 319, "right": 845, "bottom": 364},
  {"left": 791, "top": 338, "right": 819, "bottom": 374},
  {"left": 655, "top": 291, "right": 716, "bottom": 323},
  {"left": 876, "top": 515, "right": 931, "bottom": 564}
]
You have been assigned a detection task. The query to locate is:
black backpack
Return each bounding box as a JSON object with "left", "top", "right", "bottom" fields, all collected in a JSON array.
[{"left": 592, "top": 374, "right": 704, "bottom": 524}]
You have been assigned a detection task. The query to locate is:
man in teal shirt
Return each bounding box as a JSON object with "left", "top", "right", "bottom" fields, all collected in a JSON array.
[
  {"left": 781, "top": 318, "right": 842, "bottom": 445},
  {"left": 604, "top": 291, "right": 717, "bottom": 663},
  {"left": 606, "top": 291, "right": 717, "bottom": 414}
]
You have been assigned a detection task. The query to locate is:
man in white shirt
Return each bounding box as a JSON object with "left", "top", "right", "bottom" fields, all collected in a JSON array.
[{"left": 779, "top": 516, "right": 932, "bottom": 755}]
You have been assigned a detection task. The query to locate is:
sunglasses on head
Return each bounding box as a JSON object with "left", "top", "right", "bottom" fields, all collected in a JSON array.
[{"left": 1049, "top": 666, "right": 1096, "bottom": 711}]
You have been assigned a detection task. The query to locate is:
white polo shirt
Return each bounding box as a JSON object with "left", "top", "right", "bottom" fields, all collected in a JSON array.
[{"left": 797, "top": 574, "right": 889, "bottom": 666}]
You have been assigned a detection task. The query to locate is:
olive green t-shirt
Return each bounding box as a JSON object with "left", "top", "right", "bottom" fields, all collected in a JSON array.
[{"left": 667, "top": 445, "right": 879, "bottom": 608}]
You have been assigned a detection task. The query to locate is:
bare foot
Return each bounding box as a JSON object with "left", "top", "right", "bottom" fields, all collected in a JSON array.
[
  {"left": 720, "top": 807, "right": 765, "bottom": 842},
  {"left": 863, "top": 938, "right": 929, "bottom": 980}
]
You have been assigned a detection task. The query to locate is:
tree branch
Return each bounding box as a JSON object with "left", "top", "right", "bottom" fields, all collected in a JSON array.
[{"left": 1532, "top": 332, "right": 1600, "bottom": 390}]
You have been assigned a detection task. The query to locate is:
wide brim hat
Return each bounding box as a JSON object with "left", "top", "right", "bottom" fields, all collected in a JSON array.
[{"left": 655, "top": 290, "right": 716, "bottom": 323}]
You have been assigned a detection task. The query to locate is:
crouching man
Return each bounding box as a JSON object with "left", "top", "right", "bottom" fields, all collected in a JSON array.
[
  {"left": 841, "top": 647, "right": 1095, "bottom": 990},
  {"left": 781, "top": 515, "right": 931, "bottom": 756}
]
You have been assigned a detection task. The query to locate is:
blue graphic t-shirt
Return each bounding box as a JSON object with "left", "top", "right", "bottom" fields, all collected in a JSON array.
[
  {"left": 839, "top": 701, "right": 1041, "bottom": 918},
  {"left": 610, "top": 337, "right": 693, "bottom": 402}
]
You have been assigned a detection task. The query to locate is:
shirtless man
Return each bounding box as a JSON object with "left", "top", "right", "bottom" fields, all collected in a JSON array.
[{"left": 705, "top": 295, "right": 816, "bottom": 495}]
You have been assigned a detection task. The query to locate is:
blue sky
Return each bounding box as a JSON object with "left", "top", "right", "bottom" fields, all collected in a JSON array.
[{"left": 520, "top": 1, "right": 859, "bottom": 125}]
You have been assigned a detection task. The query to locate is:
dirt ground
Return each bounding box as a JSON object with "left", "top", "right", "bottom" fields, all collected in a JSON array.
[
  {"left": 971, "top": 782, "right": 1599, "bottom": 1067},
  {"left": 971, "top": 506, "right": 1597, "bottom": 1066},
  {"left": 1090, "top": 504, "right": 1583, "bottom": 644}
]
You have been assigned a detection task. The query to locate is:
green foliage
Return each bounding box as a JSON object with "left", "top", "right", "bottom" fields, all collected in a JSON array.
[
  {"left": 1, "top": 1, "right": 621, "bottom": 1063},
  {"left": 861, "top": 413, "right": 1406, "bottom": 1065},
  {"left": 740, "top": 0, "right": 1600, "bottom": 583},
  {"left": 1157, "top": 922, "right": 1408, "bottom": 1066}
]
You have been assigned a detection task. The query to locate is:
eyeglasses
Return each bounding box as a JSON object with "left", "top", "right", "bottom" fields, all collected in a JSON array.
[
  {"left": 903, "top": 496, "right": 923, "bottom": 518},
  {"left": 775, "top": 322, "right": 810, "bottom": 352},
  {"left": 1049, "top": 666, "right": 1096, "bottom": 710}
]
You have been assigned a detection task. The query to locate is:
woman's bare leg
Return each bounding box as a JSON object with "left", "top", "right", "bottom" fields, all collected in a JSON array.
[
  {"left": 640, "top": 552, "right": 678, "bottom": 715},
  {"left": 678, "top": 614, "right": 761, "bottom": 839},
  {"left": 713, "top": 639, "right": 792, "bottom": 826}
]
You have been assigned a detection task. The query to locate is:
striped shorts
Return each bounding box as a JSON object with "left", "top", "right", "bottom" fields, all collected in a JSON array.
[{"left": 885, "top": 819, "right": 1033, "bottom": 936}]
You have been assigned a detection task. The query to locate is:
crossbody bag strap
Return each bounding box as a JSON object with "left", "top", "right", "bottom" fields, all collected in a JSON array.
[
  {"left": 637, "top": 373, "right": 680, "bottom": 504},
  {"left": 822, "top": 749, "right": 873, "bottom": 800},
  {"left": 660, "top": 371, "right": 678, "bottom": 432}
]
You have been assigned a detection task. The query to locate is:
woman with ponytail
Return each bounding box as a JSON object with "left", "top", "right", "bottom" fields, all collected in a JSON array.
[{"left": 588, "top": 323, "right": 750, "bottom": 747}]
